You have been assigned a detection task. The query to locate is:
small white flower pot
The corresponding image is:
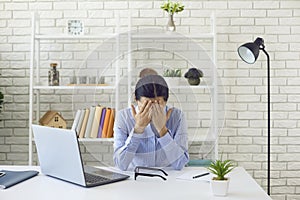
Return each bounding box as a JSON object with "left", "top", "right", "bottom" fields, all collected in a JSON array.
[
  {"left": 164, "top": 77, "right": 189, "bottom": 87},
  {"left": 210, "top": 178, "right": 230, "bottom": 196}
]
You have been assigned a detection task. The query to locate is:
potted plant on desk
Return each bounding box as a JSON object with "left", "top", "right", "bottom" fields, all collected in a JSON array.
[{"left": 207, "top": 159, "right": 236, "bottom": 196}]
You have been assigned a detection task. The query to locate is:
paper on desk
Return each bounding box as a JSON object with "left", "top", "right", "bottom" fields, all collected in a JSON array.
[{"left": 176, "top": 170, "right": 212, "bottom": 182}]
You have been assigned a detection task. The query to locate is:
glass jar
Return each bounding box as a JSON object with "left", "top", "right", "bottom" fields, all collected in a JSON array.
[{"left": 48, "top": 63, "right": 59, "bottom": 86}]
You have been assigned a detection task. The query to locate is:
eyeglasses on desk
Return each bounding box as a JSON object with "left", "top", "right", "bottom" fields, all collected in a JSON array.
[{"left": 134, "top": 166, "right": 168, "bottom": 181}]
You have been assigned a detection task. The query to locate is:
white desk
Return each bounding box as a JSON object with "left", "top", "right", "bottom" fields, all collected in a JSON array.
[{"left": 0, "top": 166, "right": 271, "bottom": 200}]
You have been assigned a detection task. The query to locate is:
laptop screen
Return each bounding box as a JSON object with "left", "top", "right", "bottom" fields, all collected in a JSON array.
[
  {"left": 32, "top": 124, "right": 86, "bottom": 186},
  {"left": 32, "top": 124, "right": 129, "bottom": 187}
]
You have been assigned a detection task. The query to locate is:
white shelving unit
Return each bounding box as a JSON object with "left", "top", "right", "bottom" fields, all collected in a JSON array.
[
  {"left": 28, "top": 13, "right": 120, "bottom": 165},
  {"left": 29, "top": 12, "right": 218, "bottom": 165}
]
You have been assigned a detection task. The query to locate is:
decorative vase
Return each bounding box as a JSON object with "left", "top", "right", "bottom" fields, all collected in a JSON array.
[
  {"left": 48, "top": 63, "right": 59, "bottom": 86},
  {"left": 166, "top": 14, "right": 176, "bottom": 32},
  {"left": 188, "top": 78, "right": 200, "bottom": 85},
  {"left": 210, "top": 178, "right": 230, "bottom": 196}
]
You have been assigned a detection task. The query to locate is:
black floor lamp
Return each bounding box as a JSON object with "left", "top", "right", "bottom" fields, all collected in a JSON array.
[{"left": 237, "top": 37, "right": 271, "bottom": 195}]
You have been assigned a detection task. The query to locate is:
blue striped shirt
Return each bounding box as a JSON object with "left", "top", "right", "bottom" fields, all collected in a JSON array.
[{"left": 113, "top": 106, "right": 189, "bottom": 171}]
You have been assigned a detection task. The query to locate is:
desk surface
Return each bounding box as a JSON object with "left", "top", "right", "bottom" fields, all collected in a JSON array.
[{"left": 0, "top": 166, "right": 271, "bottom": 200}]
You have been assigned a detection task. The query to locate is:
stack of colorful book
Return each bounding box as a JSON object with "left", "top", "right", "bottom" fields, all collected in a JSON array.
[{"left": 71, "top": 105, "right": 115, "bottom": 138}]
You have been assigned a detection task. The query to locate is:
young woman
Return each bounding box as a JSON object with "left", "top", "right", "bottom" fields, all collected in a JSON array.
[{"left": 113, "top": 75, "right": 189, "bottom": 171}]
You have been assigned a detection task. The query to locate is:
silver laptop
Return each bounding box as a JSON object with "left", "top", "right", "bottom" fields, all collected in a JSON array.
[{"left": 32, "top": 124, "right": 129, "bottom": 187}]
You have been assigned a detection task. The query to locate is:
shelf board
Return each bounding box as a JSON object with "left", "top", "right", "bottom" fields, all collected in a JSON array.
[
  {"left": 35, "top": 34, "right": 117, "bottom": 40},
  {"left": 32, "top": 137, "right": 114, "bottom": 142},
  {"left": 78, "top": 137, "right": 213, "bottom": 143},
  {"left": 33, "top": 85, "right": 115, "bottom": 90},
  {"left": 131, "top": 32, "right": 214, "bottom": 40},
  {"left": 168, "top": 85, "right": 213, "bottom": 89},
  {"left": 130, "top": 84, "right": 213, "bottom": 90},
  {"left": 35, "top": 33, "right": 215, "bottom": 40},
  {"left": 78, "top": 138, "right": 114, "bottom": 142},
  {"left": 33, "top": 137, "right": 213, "bottom": 143}
]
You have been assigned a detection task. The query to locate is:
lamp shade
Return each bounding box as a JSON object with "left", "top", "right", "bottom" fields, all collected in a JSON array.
[{"left": 237, "top": 37, "right": 264, "bottom": 64}]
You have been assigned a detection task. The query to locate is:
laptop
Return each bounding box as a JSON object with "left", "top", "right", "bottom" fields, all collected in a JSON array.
[{"left": 32, "top": 124, "right": 129, "bottom": 187}]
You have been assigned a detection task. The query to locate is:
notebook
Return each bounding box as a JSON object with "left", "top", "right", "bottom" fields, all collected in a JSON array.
[
  {"left": 32, "top": 124, "right": 129, "bottom": 188},
  {"left": 0, "top": 170, "right": 39, "bottom": 189}
]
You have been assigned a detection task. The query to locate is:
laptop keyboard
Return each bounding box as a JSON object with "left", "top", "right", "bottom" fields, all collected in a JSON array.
[{"left": 84, "top": 172, "right": 110, "bottom": 184}]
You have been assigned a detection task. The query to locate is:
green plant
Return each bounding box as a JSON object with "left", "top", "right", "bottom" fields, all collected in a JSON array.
[
  {"left": 163, "top": 69, "right": 181, "bottom": 77},
  {"left": 160, "top": 0, "right": 184, "bottom": 15},
  {"left": 207, "top": 159, "right": 236, "bottom": 180}
]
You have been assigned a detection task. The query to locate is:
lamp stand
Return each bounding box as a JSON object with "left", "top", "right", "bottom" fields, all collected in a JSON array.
[{"left": 261, "top": 48, "right": 270, "bottom": 195}]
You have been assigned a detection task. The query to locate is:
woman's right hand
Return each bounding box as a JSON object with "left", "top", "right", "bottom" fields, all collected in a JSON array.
[{"left": 131, "top": 100, "right": 152, "bottom": 133}]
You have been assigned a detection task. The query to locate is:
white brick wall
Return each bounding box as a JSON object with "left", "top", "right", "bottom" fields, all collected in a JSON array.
[{"left": 1, "top": 0, "right": 300, "bottom": 199}]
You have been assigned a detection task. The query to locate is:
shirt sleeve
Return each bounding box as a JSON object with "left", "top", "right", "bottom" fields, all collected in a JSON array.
[
  {"left": 156, "top": 110, "right": 189, "bottom": 170},
  {"left": 113, "top": 110, "right": 143, "bottom": 171}
]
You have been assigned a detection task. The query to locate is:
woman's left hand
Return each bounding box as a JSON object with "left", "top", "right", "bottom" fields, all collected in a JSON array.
[{"left": 151, "top": 100, "right": 172, "bottom": 137}]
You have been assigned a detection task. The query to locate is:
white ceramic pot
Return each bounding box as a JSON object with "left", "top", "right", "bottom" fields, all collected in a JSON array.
[
  {"left": 210, "top": 178, "right": 229, "bottom": 196},
  {"left": 163, "top": 77, "right": 188, "bottom": 87}
]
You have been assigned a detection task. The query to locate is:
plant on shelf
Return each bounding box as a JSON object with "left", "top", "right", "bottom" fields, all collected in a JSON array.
[
  {"left": 163, "top": 68, "right": 181, "bottom": 77},
  {"left": 160, "top": 0, "right": 184, "bottom": 31},
  {"left": 207, "top": 158, "right": 236, "bottom": 196},
  {"left": 184, "top": 68, "right": 204, "bottom": 85},
  {"left": 160, "top": 0, "right": 184, "bottom": 15},
  {"left": 163, "top": 68, "right": 182, "bottom": 86}
]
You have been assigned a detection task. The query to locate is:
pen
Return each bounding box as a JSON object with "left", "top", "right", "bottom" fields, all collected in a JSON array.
[
  {"left": 192, "top": 172, "right": 209, "bottom": 179},
  {"left": 0, "top": 172, "right": 5, "bottom": 177}
]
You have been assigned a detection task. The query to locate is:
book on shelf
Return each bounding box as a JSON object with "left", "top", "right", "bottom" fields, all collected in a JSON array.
[
  {"left": 106, "top": 108, "right": 115, "bottom": 138},
  {"left": 76, "top": 109, "right": 85, "bottom": 137},
  {"left": 84, "top": 106, "right": 96, "bottom": 138},
  {"left": 78, "top": 108, "right": 90, "bottom": 138},
  {"left": 71, "top": 105, "right": 115, "bottom": 139},
  {"left": 97, "top": 108, "right": 106, "bottom": 138},
  {"left": 90, "top": 105, "right": 104, "bottom": 138},
  {"left": 71, "top": 109, "right": 82, "bottom": 131},
  {"left": 102, "top": 108, "right": 112, "bottom": 138}
]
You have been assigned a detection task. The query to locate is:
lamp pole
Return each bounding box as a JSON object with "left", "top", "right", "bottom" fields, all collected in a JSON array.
[
  {"left": 238, "top": 38, "right": 271, "bottom": 195},
  {"left": 261, "top": 47, "right": 270, "bottom": 195}
]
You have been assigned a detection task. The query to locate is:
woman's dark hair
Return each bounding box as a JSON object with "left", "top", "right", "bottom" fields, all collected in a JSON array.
[{"left": 135, "top": 75, "right": 169, "bottom": 101}]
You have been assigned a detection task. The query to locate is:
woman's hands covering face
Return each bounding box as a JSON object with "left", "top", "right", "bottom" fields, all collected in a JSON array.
[{"left": 132, "top": 98, "right": 172, "bottom": 136}]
